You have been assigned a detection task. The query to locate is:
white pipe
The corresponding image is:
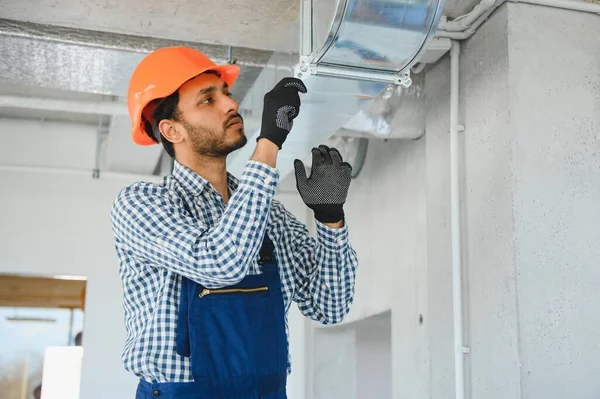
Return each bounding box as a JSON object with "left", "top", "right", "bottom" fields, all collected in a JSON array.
[
  {"left": 450, "top": 40, "right": 466, "bottom": 399},
  {"left": 0, "top": 95, "right": 128, "bottom": 115},
  {"left": 436, "top": 0, "right": 600, "bottom": 39},
  {"left": 436, "top": 0, "right": 506, "bottom": 39},
  {"left": 411, "top": 62, "right": 428, "bottom": 74},
  {"left": 438, "top": 0, "right": 498, "bottom": 31},
  {"left": 510, "top": 0, "right": 600, "bottom": 13}
]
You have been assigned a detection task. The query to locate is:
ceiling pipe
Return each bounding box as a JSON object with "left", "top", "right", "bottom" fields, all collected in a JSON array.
[
  {"left": 436, "top": 3, "right": 500, "bottom": 39},
  {"left": 436, "top": 0, "right": 600, "bottom": 39},
  {"left": 438, "top": 0, "right": 498, "bottom": 31},
  {"left": 513, "top": 0, "right": 600, "bottom": 13}
]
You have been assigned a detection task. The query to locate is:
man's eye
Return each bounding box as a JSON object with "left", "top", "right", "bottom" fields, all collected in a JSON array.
[
  {"left": 202, "top": 97, "right": 213, "bottom": 104},
  {"left": 226, "top": 92, "right": 233, "bottom": 98}
]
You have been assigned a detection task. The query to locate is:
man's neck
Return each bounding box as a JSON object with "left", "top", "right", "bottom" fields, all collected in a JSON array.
[{"left": 177, "top": 154, "right": 230, "bottom": 203}]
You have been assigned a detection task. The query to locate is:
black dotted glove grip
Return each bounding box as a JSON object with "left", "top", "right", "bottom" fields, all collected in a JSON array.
[
  {"left": 294, "top": 145, "right": 352, "bottom": 223},
  {"left": 257, "top": 77, "right": 307, "bottom": 149}
]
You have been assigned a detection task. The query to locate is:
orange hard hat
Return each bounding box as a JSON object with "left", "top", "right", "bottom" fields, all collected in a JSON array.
[{"left": 127, "top": 47, "right": 240, "bottom": 146}]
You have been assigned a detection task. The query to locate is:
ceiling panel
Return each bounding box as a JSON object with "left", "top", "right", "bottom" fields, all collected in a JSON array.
[{"left": 0, "top": 0, "right": 301, "bottom": 51}]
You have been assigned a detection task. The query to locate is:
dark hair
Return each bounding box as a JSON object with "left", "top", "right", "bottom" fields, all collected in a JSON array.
[
  {"left": 143, "top": 91, "right": 180, "bottom": 159},
  {"left": 143, "top": 71, "right": 223, "bottom": 159}
]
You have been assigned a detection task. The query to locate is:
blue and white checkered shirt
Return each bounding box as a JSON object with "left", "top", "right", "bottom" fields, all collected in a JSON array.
[{"left": 110, "top": 160, "right": 358, "bottom": 383}]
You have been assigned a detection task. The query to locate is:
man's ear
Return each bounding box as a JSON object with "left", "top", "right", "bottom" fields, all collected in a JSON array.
[{"left": 158, "top": 119, "right": 184, "bottom": 144}]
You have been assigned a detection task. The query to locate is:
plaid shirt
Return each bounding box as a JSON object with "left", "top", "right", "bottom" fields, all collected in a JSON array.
[{"left": 110, "top": 160, "right": 358, "bottom": 383}]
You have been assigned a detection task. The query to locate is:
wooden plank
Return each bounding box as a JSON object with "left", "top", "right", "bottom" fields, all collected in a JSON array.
[{"left": 0, "top": 274, "right": 86, "bottom": 309}]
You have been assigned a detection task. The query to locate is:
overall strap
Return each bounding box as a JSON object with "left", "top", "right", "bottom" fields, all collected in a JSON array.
[
  {"left": 175, "top": 196, "right": 195, "bottom": 357},
  {"left": 258, "top": 232, "right": 279, "bottom": 274},
  {"left": 259, "top": 233, "right": 275, "bottom": 262},
  {"left": 175, "top": 275, "right": 192, "bottom": 357}
]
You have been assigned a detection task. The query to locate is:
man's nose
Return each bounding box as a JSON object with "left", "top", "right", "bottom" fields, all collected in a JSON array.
[{"left": 221, "top": 93, "right": 239, "bottom": 114}]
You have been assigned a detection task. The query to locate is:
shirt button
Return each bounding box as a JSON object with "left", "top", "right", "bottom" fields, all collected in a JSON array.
[
  {"left": 337, "top": 237, "right": 344, "bottom": 244},
  {"left": 152, "top": 389, "right": 161, "bottom": 397},
  {"left": 264, "top": 176, "right": 273, "bottom": 185}
]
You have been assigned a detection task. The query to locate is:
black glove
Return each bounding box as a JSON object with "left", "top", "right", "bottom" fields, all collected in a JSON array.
[
  {"left": 294, "top": 145, "right": 352, "bottom": 223},
  {"left": 257, "top": 77, "right": 307, "bottom": 149}
]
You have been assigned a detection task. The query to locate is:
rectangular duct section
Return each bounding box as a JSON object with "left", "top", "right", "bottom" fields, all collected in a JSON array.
[
  {"left": 0, "top": 18, "right": 271, "bottom": 99},
  {"left": 226, "top": 0, "right": 447, "bottom": 179}
]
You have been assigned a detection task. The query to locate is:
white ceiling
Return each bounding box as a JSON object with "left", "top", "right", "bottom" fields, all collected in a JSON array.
[{"left": 1, "top": 0, "right": 300, "bottom": 51}]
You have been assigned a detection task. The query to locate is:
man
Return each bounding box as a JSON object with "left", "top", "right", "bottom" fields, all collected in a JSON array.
[{"left": 110, "top": 47, "right": 358, "bottom": 399}]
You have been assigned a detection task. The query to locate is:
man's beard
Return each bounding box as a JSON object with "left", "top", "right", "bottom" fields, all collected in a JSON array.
[{"left": 182, "top": 114, "right": 247, "bottom": 157}]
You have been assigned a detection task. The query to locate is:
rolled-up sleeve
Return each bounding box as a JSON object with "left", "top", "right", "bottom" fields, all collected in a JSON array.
[
  {"left": 270, "top": 202, "right": 358, "bottom": 325},
  {"left": 110, "top": 161, "right": 279, "bottom": 288}
]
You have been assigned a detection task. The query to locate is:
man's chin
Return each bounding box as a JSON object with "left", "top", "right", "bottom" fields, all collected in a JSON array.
[
  {"left": 236, "top": 135, "right": 248, "bottom": 150},
  {"left": 225, "top": 134, "right": 247, "bottom": 154}
]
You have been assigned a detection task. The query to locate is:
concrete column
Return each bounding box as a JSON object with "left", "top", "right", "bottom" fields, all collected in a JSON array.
[
  {"left": 459, "top": 5, "right": 523, "bottom": 399},
  {"left": 506, "top": 5, "right": 600, "bottom": 399}
]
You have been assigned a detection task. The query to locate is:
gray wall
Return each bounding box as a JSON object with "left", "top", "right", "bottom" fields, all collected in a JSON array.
[
  {"left": 460, "top": 5, "right": 523, "bottom": 399},
  {"left": 314, "top": 3, "right": 600, "bottom": 399},
  {"left": 508, "top": 5, "right": 600, "bottom": 399}
]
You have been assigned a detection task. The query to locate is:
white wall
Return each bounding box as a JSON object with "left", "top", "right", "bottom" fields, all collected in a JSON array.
[
  {"left": 0, "top": 168, "right": 142, "bottom": 399},
  {"left": 507, "top": 6, "right": 600, "bottom": 399},
  {"left": 0, "top": 119, "right": 97, "bottom": 170},
  {"left": 460, "top": 5, "right": 600, "bottom": 398},
  {"left": 355, "top": 312, "right": 391, "bottom": 399},
  {"left": 310, "top": 311, "right": 392, "bottom": 399},
  {"left": 312, "top": 326, "right": 356, "bottom": 399}
]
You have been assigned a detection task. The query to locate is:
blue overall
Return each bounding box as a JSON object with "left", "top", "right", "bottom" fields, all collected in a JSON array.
[{"left": 136, "top": 235, "right": 288, "bottom": 399}]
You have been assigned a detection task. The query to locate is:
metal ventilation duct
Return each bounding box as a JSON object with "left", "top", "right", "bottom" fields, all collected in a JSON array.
[
  {"left": 0, "top": 18, "right": 272, "bottom": 101},
  {"left": 227, "top": 0, "right": 446, "bottom": 178},
  {"left": 300, "top": 0, "right": 445, "bottom": 81}
]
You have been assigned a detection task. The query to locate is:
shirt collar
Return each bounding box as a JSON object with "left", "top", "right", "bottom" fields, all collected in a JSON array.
[{"left": 172, "top": 160, "right": 239, "bottom": 196}]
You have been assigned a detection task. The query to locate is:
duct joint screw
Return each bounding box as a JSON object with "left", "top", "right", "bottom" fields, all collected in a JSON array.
[{"left": 399, "top": 71, "right": 412, "bottom": 88}]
